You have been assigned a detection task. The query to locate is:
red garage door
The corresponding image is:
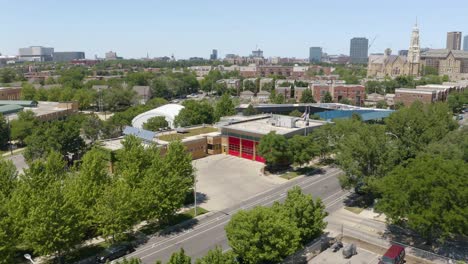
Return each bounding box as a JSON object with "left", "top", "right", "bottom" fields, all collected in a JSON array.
[
  {"left": 241, "top": 139, "right": 254, "bottom": 160},
  {"left": 228, "top": 137, "right": 240, "bottom": 156}
]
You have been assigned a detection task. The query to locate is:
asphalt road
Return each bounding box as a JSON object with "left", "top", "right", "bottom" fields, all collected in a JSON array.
[{"left": 122, "top": 166, "right": 346, "bottom": 264}]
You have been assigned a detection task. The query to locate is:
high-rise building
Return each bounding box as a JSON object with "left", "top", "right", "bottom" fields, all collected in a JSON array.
[
  {"left": 53, "top": 52, "right": 85, "bottom": 62},
  {"left": 349, "top": 37, "right": 369, "bottom": 64},
  {"left": 251, "top": 49, "right": 264, "bottom": 58},
  {"left": 309, "top": 47, "right": 322, "bottom": 63},
  {"left": 18, "top": 46, "right": 54, "bottom": 62},
  {"left": 446, "top": 31, "right": 462, "bottom": 50},
  {"left": 105, "top": 51, "right": 118, "bottom": 60},
  {"left": 210, "top": 49, "right": 218, "bottom": 60},
  {"left": 464, "top": 35, "right": 468, "bottom": 51},
  {"left": 398, "top": 50, "right": 409, "bottom": 56}
]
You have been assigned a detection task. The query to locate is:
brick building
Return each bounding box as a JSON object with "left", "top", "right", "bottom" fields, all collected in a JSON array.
[
  {"left": 0, "top": 87, "right": 22, "bottom": 100},
  {"left": 310, "top": 84, "right": 365, "bottom": 105},
  {"left": 394, "top": 88, "right": 437, "bottom": 106}
]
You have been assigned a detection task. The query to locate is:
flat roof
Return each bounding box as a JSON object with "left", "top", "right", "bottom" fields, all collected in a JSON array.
[
  {"left": 222, "top": 116, "right": 326, "bottom": 136},
  {"left": 7, "top": 101, "right": 73, "bottom": 120},
  {"left": 395, "top": 88, "right": 436, "bottom": 94}
]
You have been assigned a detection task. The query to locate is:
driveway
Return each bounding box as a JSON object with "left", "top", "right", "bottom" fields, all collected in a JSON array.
[{"left": 193, "top": 155, "right": 285, "bottom": 211}]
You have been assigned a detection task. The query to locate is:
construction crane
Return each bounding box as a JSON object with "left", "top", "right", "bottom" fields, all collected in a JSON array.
[{"left": 368, "top": 35, "right": 378, "bottom": 50}]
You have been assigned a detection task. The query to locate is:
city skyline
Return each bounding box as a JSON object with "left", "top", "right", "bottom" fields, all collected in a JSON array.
[{"left": 1, "top": 0, "right": 467, "bottom": 59}]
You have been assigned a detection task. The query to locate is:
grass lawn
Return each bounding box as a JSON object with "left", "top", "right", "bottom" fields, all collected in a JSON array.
[
  {"left": 158, "top": 127, "right": 218, "bottom": 142},
  {"left": 55, "top": 207, "right": 208, "bottom": 263},
  {"left": 280, "top": 166, "right": 318, "bottom": 180},
  {"left": 140, "top": 206, "right": 208, "bottom": 235},
  {"left": 281, "top": 171, "right": 299, "bottom": 180},
  {"left": 345, "top": 206, "right": 365, "bottom": 214}
]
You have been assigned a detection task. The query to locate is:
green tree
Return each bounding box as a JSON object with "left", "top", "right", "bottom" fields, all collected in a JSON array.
[
  {"left": 65, "top": 148, "right": 110, "bottom": 229},
  {"left": 257, "top": 132, "right": 291, "bottom": 168},
  {"left": 289, "top": 109, "right": 303, "bottom": 117},
  {"left": 0, "top": 159, "right": 17, "bottom": 264},
  {"left": 338, "top": 97, "right": 352, "bottom": 105},
  {"left": 8, "top": 152, "right": 82, "bottom": 263},
  {"left": 322, "top": 92, "right": 333, "bottom": 103},
  {"left": 335, "top": 124, "right": 398, "bottom": 189},
  {"left": 300, "top": 89, "right": 316, "bottom": 103},
  {"left": 167, "top": 248, "right": 192, "bottom": 264},
  {"left": 447, "top": 89, "right": 468, "bottom": 114},
  {"left": 242, "top": 104, "right": 257, "bottom": 116},
  {"left": 82, "top": 114, "right": 104, "bottom": 144},
  {"left": 375, "top": 155, "right": 468, "bottom": 242},
  {"left": 225, "top": 206, "right": 301, "bottom": 264},
  {"left": 288, "top": 135, "right": 319, "bottom": 165},
  {"left": 274, "top": 93, "right": 286, "bottom": 104},
  {"left": 0, "top": 114, "right": 9, "bottom": 149},
  {"left": 10, "top": 110, "right": 38, "bottom": 145},
  {"left": 143, "top": 116, "right": 169, "bottom": 131},
  {"left": 243, "top": 80, "right": 257, "bottom": 93},
  {"left": 73, "top": 88, "right": 96, "bottom": 110},
  {"left": 214, "top": 93, "right": 236, "bottom": 121},
  {"left": 21, "top": 83, "right": 37, "bottom": 100},
  {"left": 195, "top": 247, "right": 237, "bottom": 264},
  {"left": 174, "top": 100, "right": 214, "bottom": 127},
  {"left": 376, "top": 100, "right": 388, "bottom": 109},
  {"left": 94, "top": 180, "right": 137, "bottom": 242},
  {"left": 278, "top": 187, "right": 328, "bottom": 243},
  {"left": 385, "top": 102, "right": 457, "bottom": 160}
]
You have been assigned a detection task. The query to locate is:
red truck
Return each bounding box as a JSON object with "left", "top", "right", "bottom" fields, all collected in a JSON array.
[{"left": 379, "top": 244, "right": 406, "bottom": 264}]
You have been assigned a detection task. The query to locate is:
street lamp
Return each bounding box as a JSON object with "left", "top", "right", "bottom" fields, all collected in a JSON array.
[{"left": 24, "top": 254, "right": 36, "bottom": 264}]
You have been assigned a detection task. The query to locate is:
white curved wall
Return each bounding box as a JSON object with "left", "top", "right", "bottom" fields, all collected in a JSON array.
[{"left": 132, "top": 104, "right": 184, "bottom": 129}]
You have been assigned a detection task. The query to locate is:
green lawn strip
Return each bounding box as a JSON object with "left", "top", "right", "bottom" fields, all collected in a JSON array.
[
  {"left": 56, "top": 207, "right": 209, "bottom": 263},
  {"left": 158, "top": 127, "right": 218, "bottom": 142},
  {"left": 140, "top": 206, "right": 208, "bottom": 235},
  {"left": 280, "top": 166, "right": 318, "bottom": 180},
  {"left": 344, "top": 206, "right": 365, "bottom": 214}
]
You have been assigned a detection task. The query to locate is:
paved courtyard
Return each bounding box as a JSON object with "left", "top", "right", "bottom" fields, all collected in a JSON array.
[
  {"left": 309, "top": 245, "right": 380, "bottom": 264},
  {"left": 193, "top": 154, "right": 285, "bottom": 211}
]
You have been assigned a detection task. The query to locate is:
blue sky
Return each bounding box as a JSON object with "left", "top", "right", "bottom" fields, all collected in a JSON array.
[{"left": 1, "top": 0, "right": 467, "bottom": 59}]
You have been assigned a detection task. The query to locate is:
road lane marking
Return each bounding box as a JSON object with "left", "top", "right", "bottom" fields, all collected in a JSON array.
[{"left": 124, "top": 169, "right": 343, "bottom": 260}]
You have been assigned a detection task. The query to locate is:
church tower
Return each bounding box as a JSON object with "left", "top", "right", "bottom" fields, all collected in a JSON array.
[{"left": 407, "top": 22, "right": 421, "bottom": 76}]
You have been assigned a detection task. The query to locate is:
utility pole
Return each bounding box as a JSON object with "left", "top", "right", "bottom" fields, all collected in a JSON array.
[
  {"left": 193, "top": 173, "right": 197, "bottom": 217},
  {"left": 7, "top": 116, "right": 12, "bottom": 155}
]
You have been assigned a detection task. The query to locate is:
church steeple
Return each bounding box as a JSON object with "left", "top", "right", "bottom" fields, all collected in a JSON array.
[{"left": 408, "top": 22, "right": 420, "bottom": 64}]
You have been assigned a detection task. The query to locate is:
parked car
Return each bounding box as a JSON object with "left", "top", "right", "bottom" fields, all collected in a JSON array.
[
  {"left": 331, "top": 241, "right": 343, "bottom": 252},
  {"left": 96, "top": 243, "right": 134, "bottom": 263},
  {"left": 379, "top": 244, "right": 405, "bottom": 264}
]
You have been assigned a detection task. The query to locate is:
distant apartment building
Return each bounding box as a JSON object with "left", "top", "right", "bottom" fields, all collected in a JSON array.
[
  {"left": 18, "top": 46, "right": 54, "bottom": 62},
  {"left": 447, "top": 32, "right": 462, "bottom": 50},
  {"left": 394, "top": 88, "right": 437, "bottom": 106},
  {"left": 311, "top": 83, "right": 365, "bottom": 105},
  {"left": 210, "top": 49, "right": 218, "bottom": 60},
  {"left": 275, "top": 86, "right": 292, "bottom": 100},
  {"left": 53, "top": 51, "right": 85, "bottom": 62},
  {"left": 328, "top": 54, "right": 350, "bottom": 64},
  {"left": 293, "top": 87, "right": 309, "bottom": 102},
  {"left": 105, "top": 51, "right": 118, "bottom": 60},
  {"left": 350, "top": 38, "right": 369, "bottom": 64},
  {"left": 464, "top": 35, "right": 468, "bottom": 51},
  {"left": 309, "top": 47, "right": 323, "bottom": 63},
  {"left": 258, "top": 65, "right": 292, "bottom": 77}
]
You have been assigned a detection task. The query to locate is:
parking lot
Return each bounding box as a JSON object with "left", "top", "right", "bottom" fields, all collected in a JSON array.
[
  {"left": 193, "top": 155, "right": 286, "bottom": 211},
  {"left": 309, "top": 245, "right": 381, "bottom": 264}
]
